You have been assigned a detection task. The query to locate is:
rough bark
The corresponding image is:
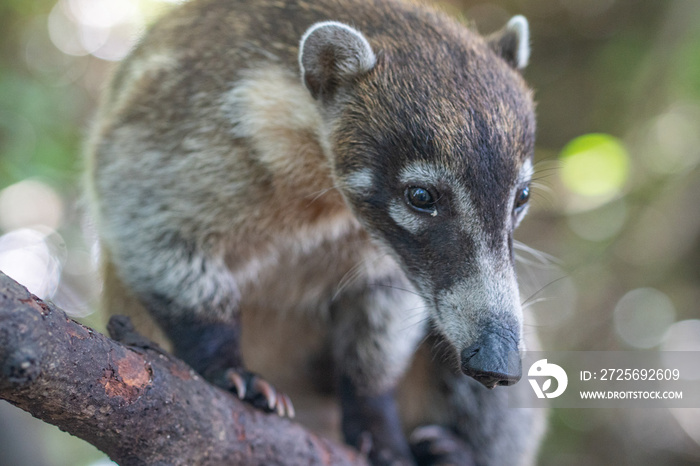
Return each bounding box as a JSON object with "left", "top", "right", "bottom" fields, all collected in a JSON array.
[{"left": 0, "top": 271, "right": 365, "bottom": 466}]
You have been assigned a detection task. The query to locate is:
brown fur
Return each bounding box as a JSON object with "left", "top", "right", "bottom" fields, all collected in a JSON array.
[{"left": 87, "top": 0, "right": 545, "bottom": 463}]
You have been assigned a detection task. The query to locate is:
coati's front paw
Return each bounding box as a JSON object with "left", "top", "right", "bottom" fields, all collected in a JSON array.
[
  {"left": 220, "top": 368, "right": 295, "bottom": 418},
  {"left": 369, "top": 444, "right": 416, "bottom": 466},
  {"left": 409, "top": 425, "right": 475, "bottom": 466},
  {"left": 347, "top": 430, "right": 415, "bottom": 466}
]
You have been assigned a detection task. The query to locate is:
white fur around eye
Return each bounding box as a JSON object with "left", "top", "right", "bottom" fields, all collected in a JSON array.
[
  {"left": 398, "top": 163, "right": 444, "bottom": 187},
  {"left": 519, "top": 158, "right": 533, "bottom": 183},
  {"left": 341, "top": 168, "right": 375, "bottom": 196},
  {"left": 512, "top": 158, "right": 533, "bottom": 227},
  {"left": 388, "top": 200, "right": 426, "bottom": 234}
]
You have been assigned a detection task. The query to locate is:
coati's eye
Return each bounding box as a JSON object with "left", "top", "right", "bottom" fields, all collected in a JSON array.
[
  {"left": 515, "top": 185, "right": 530, "bottom": 210},
  {"left": 406, "top": 186, "right": 437, "bottom": 214}
]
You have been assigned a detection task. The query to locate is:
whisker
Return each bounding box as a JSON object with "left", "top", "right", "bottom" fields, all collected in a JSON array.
[
  {"left": 429, "top": 336, "right": 459, "bottom": 370},
  {"left": 530, "top": 170, "right": 559, "bottom": 180},
  {"left": 530, "top": 181, "right": 554, "bottom": 196},
  {"left": 304, "top": 185, "right": 339, "bottom": 206},
  {"left": 333, "top": 260, "right": 372, "bottom": 300},
  {"left": 522, "top": 321, "right": 553, "bottom": 329},
  {"left": 513, "top": 240, "right": 562, "bottom": 266},
  {"left": 533, "top": 160, "right": 562, "bottom": 170},
  {"left": 332, "top": 248, "right": 388, "bottom": 300},
  {"left": 515, "top": 254, "right": 557, "bottom": 269},
  {"left": 522, "top": 296, "right": 555, "bottom": 310},
  {"left": 520, "top": 274, "right": 569, "bottom": 307},
  {"left": 373, "top": 283, "right": 431, "bottom": 301},
  {"left": 399, "top": 312, "right": 431, "bottom": 333},
  {"left": 400, "top": 304, "right": 430, "bottom": 317}
]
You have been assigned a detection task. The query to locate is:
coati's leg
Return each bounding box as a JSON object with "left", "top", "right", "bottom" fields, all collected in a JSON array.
[
  {"left": 162, "top": 314, "right": 293, "bottom": 415},
  {"left": 104, "top": 238, "right": 292, "bottom": 415},
  {"left": 400, "top": 334, "right": 547, "bottom": 466},
  {"left": 330, "top": 277, "right": 427, "bottom": 466}
]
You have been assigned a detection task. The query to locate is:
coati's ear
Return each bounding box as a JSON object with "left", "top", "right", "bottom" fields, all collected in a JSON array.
[
  {"left": 488, "top": 15, "right": 530, "bottom": 70},
  {"left": 299, "top": 21, "right": 376, "bottom": 100}
]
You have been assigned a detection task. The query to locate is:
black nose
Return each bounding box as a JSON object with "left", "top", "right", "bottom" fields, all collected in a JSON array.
[{"left": 460, "top": 331, "right": 521, "bottom": 389}]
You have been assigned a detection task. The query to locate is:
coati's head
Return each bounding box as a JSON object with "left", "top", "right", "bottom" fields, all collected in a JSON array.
[{"left": 299, "top": 14, "right": 534, "bottom": 389}]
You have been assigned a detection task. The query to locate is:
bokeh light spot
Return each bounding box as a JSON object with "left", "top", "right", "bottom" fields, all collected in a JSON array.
[
  {"left": 639, "top": 103, "right": 700, "bottom": 174},
  {"left": 47, "top": 0, "right": 146, "bottom": 62},
  {"left": 661, "top": 319, "right": 700, "bottom": 353},
  {"left": 0, "top": 179, "right": 64, "bottom": 231},
  {"left": 567, "top": 198, "right": 627, "bottom": 241},
  {"left": 664, "top": 320, "right": 700, "bottom": 449},
  {"left": 670, "top": 408, "right": 700, "bottom": 450},
  {"left": 66, "top": 0, "right": 137, "bottom": 29},
  {"left": 0, "top": 228, "right": 64, "bottom": 299},
  {"left": 614, "top": 288, "right": 675, "bottom": 349},
  {"left": 559, "top": 133, "right": 629, "bottom": 201}
]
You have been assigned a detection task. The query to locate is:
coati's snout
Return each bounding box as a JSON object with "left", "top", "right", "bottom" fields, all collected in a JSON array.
[
  {"left": 433, "top": 270, "right": 525, "bottom": 389},
  {"left": 460, "top": 324, "right": 522, "bottom": 389}
]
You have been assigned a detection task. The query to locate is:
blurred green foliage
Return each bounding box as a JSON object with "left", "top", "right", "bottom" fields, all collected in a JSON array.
[{"left": 0, "top": 1, "right": 87, "bottom": 193}]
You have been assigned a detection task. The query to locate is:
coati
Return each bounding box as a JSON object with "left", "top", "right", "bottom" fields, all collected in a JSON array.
[{"left": 86, "top": 0, "right": 546, "bottom": 464}]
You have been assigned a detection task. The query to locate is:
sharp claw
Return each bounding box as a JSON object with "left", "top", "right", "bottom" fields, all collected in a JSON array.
[
  {"left": 276, "top": 398, "right": 285, "bottom": 417},
  {"left": 254, "top": 378, "right": 277, "bottom": 410},
  {"left": 410, "top": 426, "right": 443, "bottom": 444},
  {"left": 428, "top": 439, "right": 454, "bottom": 456},
  {"left": 358, "top": 432, "right": 373, "bottom": 457},
  {"left": 281, "top": 393, "right": 295, "bottom": 418},
  {"left": 228, "top": 371, "right": 247, "bottom": 400}
]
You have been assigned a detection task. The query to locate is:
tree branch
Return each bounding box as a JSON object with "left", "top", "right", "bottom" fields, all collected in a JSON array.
[{"left": 0, "top": 271, "right": 365, "bottom": 466}]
